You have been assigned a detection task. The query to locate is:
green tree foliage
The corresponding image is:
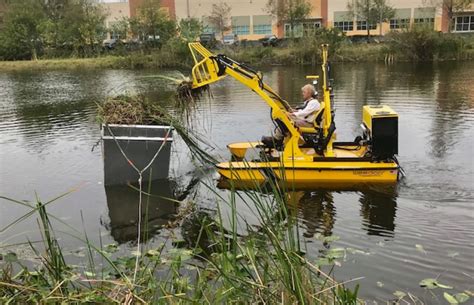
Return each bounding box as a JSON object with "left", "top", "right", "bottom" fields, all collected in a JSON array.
[
  {"left": 179, "top": 18, "right": 203, "bottom": 42},
  {"left": 291, "top": 28, "right": 347, "bottom": 64},
  {"left": 386, "top": 27, "right": 465, "bottom": 61},
  {"left": 207, "top": 2, "right": 231, "bottom": 39},
  {"left": 129, "top": 0, "right": 176, "bottom": 47},
  {"left": 266, "top": 0, "right": 312, "bottom": 37},
  {"left": 109, "top": 17, "right": 129, "bottom": 40},
  {"left": 373, "top": 0, "right": 395, "bottom": 36},
  {"left": 0, "top": 0, "right": 106, "bottom": 60},
  {"left": 347, "top": 0, "right": 394, "bottom": 39},
  {"left": 0, "top": 0, "right": 46, "bottom": 60}
]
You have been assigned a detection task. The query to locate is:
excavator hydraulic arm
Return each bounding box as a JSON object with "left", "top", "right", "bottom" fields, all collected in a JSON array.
[
  {"left": 188, "top": 42, "right": 293, "bottom": 124},
  {"left": 187, "top": 42, "right": 333, "bottom": 161}
]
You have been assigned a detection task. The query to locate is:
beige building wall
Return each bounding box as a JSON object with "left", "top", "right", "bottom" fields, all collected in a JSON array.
[
  {"left": 174, "top": 0, "right": 325, "bottom": 39},
  {"left": 175, "top": 0, "right": 275, "bottom": 40},
  {"left": 101, "top": 2, "right": 130, "bottom": 39},
  {"left": 102, "top": 2, "right": 130, "bottom": 26},
  {"left": 327, "top": 0, "right": 443, "bottom": 36}
]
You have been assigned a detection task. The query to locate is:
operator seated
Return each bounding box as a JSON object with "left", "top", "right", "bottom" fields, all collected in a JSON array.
[
  {"left": 288, "top": 84, "right": 321, "bottom": 128},
  {"left": 273, "top": 84, "right": 320, "bottom": 141}
]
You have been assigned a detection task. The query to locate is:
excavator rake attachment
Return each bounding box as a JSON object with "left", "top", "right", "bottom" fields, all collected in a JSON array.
[{"left": 188, "top": 42, "right": 227, "bottom": 89}]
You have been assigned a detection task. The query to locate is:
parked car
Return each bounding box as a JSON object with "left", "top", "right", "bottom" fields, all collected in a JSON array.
[
  {"left": 145, "top": 35, "right": 161, "bottom": 47},
  {"left": 199, "top": 33, "right": 217, "bottom": 48},
  {"left": 259, "top": 35, "right": 279, "bottom": 47},
  {"left": 103, "top": 38, "right": 118, "bottom": 49},
  {"left": 223, "top": 34, "right": 239, "bottom": 46}
]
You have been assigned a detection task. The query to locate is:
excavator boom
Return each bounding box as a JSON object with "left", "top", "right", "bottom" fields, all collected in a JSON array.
[{"left": 187, "top": 42, "right": 333, "bottom": 161}]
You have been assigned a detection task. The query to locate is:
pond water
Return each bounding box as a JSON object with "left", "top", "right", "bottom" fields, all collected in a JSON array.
[{"left": 1, "top": 61, "right": 473, "bottom": 302}]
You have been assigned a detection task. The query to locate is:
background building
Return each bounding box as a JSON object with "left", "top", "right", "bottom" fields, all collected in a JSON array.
[
  {"left": 129, "top": 0, "right": 175, "bottom": 18},
  {"left": 99, "top": 0, "right": 176, "bottom": 39},
  {"left": 174, "top": 0, "right": 327, "bottom": 40},
  {"left": 450, "top": 2, "right": 474, "bottom": 33},
  {"left": 328, "top": 0, "right": 444, "bottom": 36},
  {"left": 98, "top": 0, "right": 474, "bottom": 40},
  {"left": 101, "top": 1, "right": 130, "bottom": 35},
  {"left": 175, "top": 0, "right": 276, "bottom": 40}
]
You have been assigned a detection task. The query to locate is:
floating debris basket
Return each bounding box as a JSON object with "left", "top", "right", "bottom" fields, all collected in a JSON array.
[{"left": 101, "top": 124, "right": 173, "bottom": 186}]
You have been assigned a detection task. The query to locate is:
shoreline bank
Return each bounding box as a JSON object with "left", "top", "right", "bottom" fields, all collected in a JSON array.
[{"left": 1, "top": 43, "right": 473, "bottom": 72}]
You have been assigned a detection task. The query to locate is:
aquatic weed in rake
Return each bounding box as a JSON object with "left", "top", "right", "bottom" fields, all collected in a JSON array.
[
  {"left": 175, "top": 80, "right": 210, "bottom": 104},
  {"left": 140, "top": 73, "right": 211, "bottom": 105}
]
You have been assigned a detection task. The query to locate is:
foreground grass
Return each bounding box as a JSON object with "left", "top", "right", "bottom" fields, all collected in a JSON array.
[{"left": 0, "top": 180, "right": 364, "bottom": 304}]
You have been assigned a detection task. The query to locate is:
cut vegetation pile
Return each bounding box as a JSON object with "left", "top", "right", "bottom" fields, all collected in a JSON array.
[
  {"left": 97, "top": 94, "right": 216, "bottom": 164},
  {"left": 97, "top": 95, "right": 164, "bottom": 125}
]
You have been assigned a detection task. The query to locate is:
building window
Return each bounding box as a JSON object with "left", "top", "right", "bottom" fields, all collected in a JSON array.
[
  {"left": 334, "top": 21, "right": 353, "bottom": 32},
  {"left": 284, "top": 24, "right": 301, "bottom": 37},
  {"left": 453, "top": 15, "right": 474, "bottom": 32},
  {"left": 414, "top": 18, "right": 434, "bottom": 25},
  {"left": 302, "top": 22, "right": 321, "bottom": 35},
  {"left": 390, "top": 18, "right": 410, "bottom": 29},
  {"left": 203, "top": 26, "right": 215, "bottom": 34},
  {"left": 253, "top": 24, "right": 272, "bottom": 34},
  {"left": 232, "top": 25, "right": 250, "bottom": 35},
  {"left": 356, "top": 20, "right": 376, "bottom": 30},
  {"left": 202, "top": 17, "right": 217, "bottom": 34}
]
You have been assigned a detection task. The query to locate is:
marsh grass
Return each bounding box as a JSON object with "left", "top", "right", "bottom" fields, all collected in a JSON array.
[
  {"left": 0, "top": 173, "right": 363, "bottom": 304},
  {"left": 385, "top": 28, "right": 474, "bottom": 61}
]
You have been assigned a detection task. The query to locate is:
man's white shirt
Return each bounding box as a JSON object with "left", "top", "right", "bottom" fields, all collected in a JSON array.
[{"left": 293, "top": 98, "right": 320, "bottom": 123}]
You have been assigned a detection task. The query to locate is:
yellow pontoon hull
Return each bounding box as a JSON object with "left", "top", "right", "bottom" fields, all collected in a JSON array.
[{"left": 217, "top": 160, "right": 399, "bottom": 189}]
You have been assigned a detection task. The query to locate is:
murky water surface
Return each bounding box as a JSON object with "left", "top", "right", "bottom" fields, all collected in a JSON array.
[{"left": 1, "top": 62, "right": 473, "bottom": 302}]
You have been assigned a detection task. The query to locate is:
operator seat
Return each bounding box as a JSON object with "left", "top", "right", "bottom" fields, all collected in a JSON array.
[
  {"left": 299, "top": 103, "right": 337, "bottom": 154},
  {"left": 298, "top": 102, "right": 325, "bottom": 134}
]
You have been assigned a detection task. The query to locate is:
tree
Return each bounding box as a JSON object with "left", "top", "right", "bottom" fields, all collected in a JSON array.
[
  {"left": 39, "top": 0, "right": 70, "bottom": 48},
  {"left": 179, "top": 18, "right": 203, "bottom": 42},
  {"left": 0, "top": 0, "right": 107, "bottom": 59},
  {"left": 129, "top": 0, "right": 176, "bottom": 46},
  {"left": 347, "top": 0, "right": 394, "bottom": 40},
  {"left": 373, "top": 0, "right": 395, "bottom": 36},
  {"left": 266, "top": 0, "right": 312, "bottom": 37},
  {"left": 109, "top": 17, "right": 129, "bottom": 40},
  {"left": 207, "top": 2, "right": 231, "bottom": 39},
  {"left": 0, "top": 0, "right": 46, "bottom": 60},
  {"left": 77, "top": 0, "right": 107, "bottom": 54},
  {"left": 427, "top": 0, "right": 473, "bottom": 32}
]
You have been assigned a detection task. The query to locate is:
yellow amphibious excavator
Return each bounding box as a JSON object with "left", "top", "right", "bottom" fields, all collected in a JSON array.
[{"left": 188, "top": 42, "right": 401, "bottom": 188}]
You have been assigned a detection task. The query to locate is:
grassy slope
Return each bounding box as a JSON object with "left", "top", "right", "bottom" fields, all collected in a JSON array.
[{"left": 1, "top": 42, "right": 473, "bottom": 72}]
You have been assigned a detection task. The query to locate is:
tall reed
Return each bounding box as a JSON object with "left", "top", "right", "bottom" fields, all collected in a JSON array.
[{"left": 0, "top": 175, "right": 361, "bottom": 303}]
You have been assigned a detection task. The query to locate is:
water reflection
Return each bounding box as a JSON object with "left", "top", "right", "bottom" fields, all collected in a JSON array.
[
  {"left": 359, "top": 190, "right": 397, "bottom": 237},
  {"left": 293, "top": 191, "right": 336, "bottom": 238},
  {"left": 288, "top": 189, "right": 397, "bottom": 238},
  {"left": 1, "top": 63, "right": 473, "bottom": 301},
  {"left": 430, "top": 62, "right": 473, "bottom": 159},
  {"left": 103, "top": 180, "right": 177, "bottom": 244}
]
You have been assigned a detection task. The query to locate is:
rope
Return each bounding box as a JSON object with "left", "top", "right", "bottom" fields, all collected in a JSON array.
[{"left": 105, "top": 124, "right": 171, "bottom": 285}]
